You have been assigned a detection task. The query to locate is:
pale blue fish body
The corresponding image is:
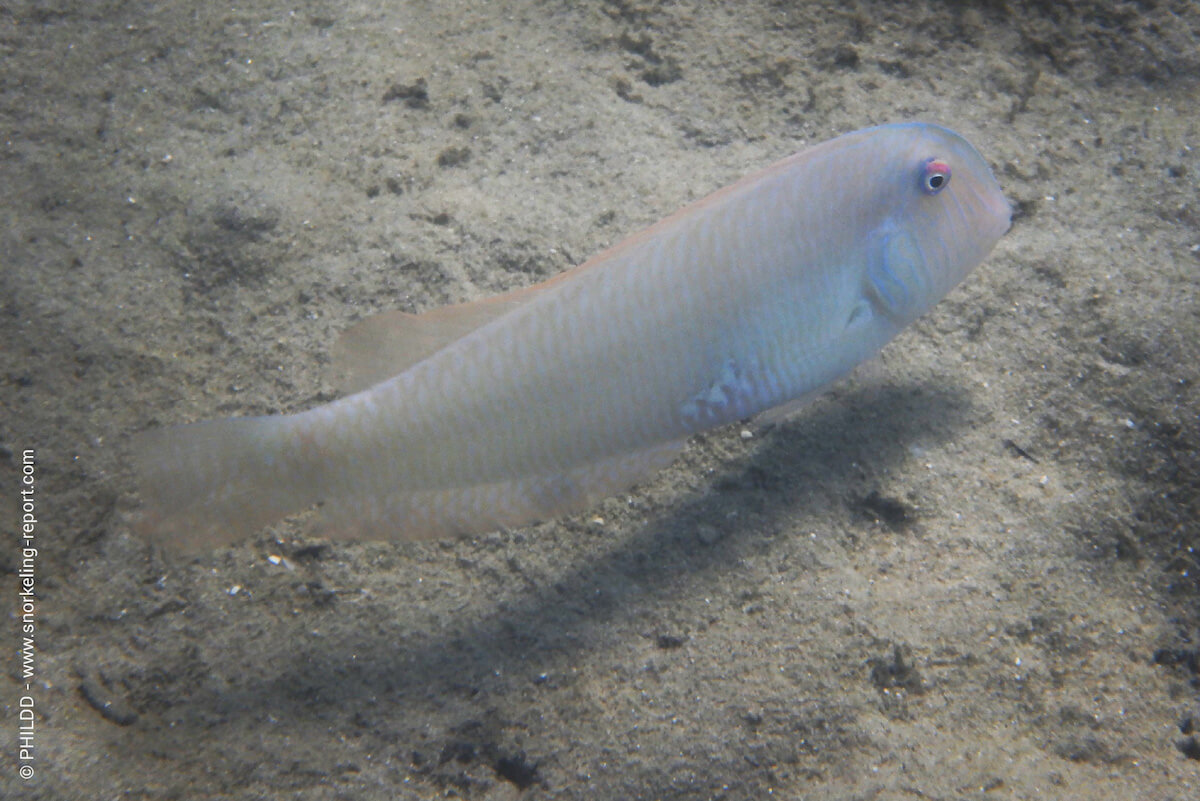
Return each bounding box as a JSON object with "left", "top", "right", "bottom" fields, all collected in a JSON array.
[{"left": 133, "top": 122, "right": 1010, "bottom": 551}]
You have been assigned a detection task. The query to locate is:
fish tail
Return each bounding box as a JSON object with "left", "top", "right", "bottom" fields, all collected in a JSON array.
[{"left": 130, "top": 414, "right": 317, "bottom": 552}]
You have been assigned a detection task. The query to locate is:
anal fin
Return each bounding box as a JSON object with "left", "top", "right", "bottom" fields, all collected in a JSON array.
[{"left": 317, "top": 439, "right": 688, "bottom": 541}]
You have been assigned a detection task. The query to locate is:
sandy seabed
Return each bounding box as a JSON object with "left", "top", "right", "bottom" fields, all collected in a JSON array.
[{"left": 2, "top": 2, "right": 1198, "bottom": 799}]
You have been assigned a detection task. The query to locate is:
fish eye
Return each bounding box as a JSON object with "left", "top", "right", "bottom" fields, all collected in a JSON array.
[{"left": 921, "top": 157, "right": 951, "bottom": 195}]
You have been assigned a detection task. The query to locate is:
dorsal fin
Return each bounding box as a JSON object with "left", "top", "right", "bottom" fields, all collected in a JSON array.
[
  {"left": 332, "top": 219, "right": 659, "bottom": 394},
  {"left": 331, "top": 277, "right": 567, "bottom": 393}
]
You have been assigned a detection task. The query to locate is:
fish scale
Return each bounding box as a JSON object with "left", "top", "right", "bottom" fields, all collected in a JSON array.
[{"left": 132, "top": 122, "right": 1010, "bottom": 552}]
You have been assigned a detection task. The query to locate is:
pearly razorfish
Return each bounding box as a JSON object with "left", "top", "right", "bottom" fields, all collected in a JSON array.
[{"left": 132, "top": 122, "right": 1010, "bottom": 551}]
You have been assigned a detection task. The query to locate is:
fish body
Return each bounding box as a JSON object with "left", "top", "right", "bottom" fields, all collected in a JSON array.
[{"left": 133, "top": 122, "right": 1010, "bottom": 551}]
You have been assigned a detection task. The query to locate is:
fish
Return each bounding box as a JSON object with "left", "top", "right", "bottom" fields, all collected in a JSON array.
[{"left": 131, "top": 122, "right": 1010, "bottom": 552}]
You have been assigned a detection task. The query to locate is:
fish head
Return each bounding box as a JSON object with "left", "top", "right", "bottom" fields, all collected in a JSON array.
[{"left": 858, "top": 123, "right": 1011, "bottom": 327}]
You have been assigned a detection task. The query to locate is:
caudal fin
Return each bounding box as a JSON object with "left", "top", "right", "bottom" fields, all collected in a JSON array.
[{"left": 130, "top": 415, "right": 313, "bottom": 553}]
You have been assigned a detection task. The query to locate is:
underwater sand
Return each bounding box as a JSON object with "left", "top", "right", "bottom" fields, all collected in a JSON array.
[{"left": 2, "top": 1, "right": 1198, "bottom": 798}]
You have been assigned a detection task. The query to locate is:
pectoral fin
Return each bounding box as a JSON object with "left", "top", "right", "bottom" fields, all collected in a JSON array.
[{"left": 867, "top": 227, "right": 928, "bottom": 323}]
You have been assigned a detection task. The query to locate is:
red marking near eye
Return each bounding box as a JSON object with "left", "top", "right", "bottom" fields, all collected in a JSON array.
[{"left": 921, "top": 158, "right": 952, "bottom": 194}]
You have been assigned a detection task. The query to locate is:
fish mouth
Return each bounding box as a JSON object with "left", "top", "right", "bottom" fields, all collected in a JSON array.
[
  {"left": 987, "top": 189, "right": 1013, "bottom": 237},
  {"left": 936, "top": 128, "right": 1012, "bottom": 239},
  {"left": 960, "top": 171, "right": 1012, "bottom": 242}
]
